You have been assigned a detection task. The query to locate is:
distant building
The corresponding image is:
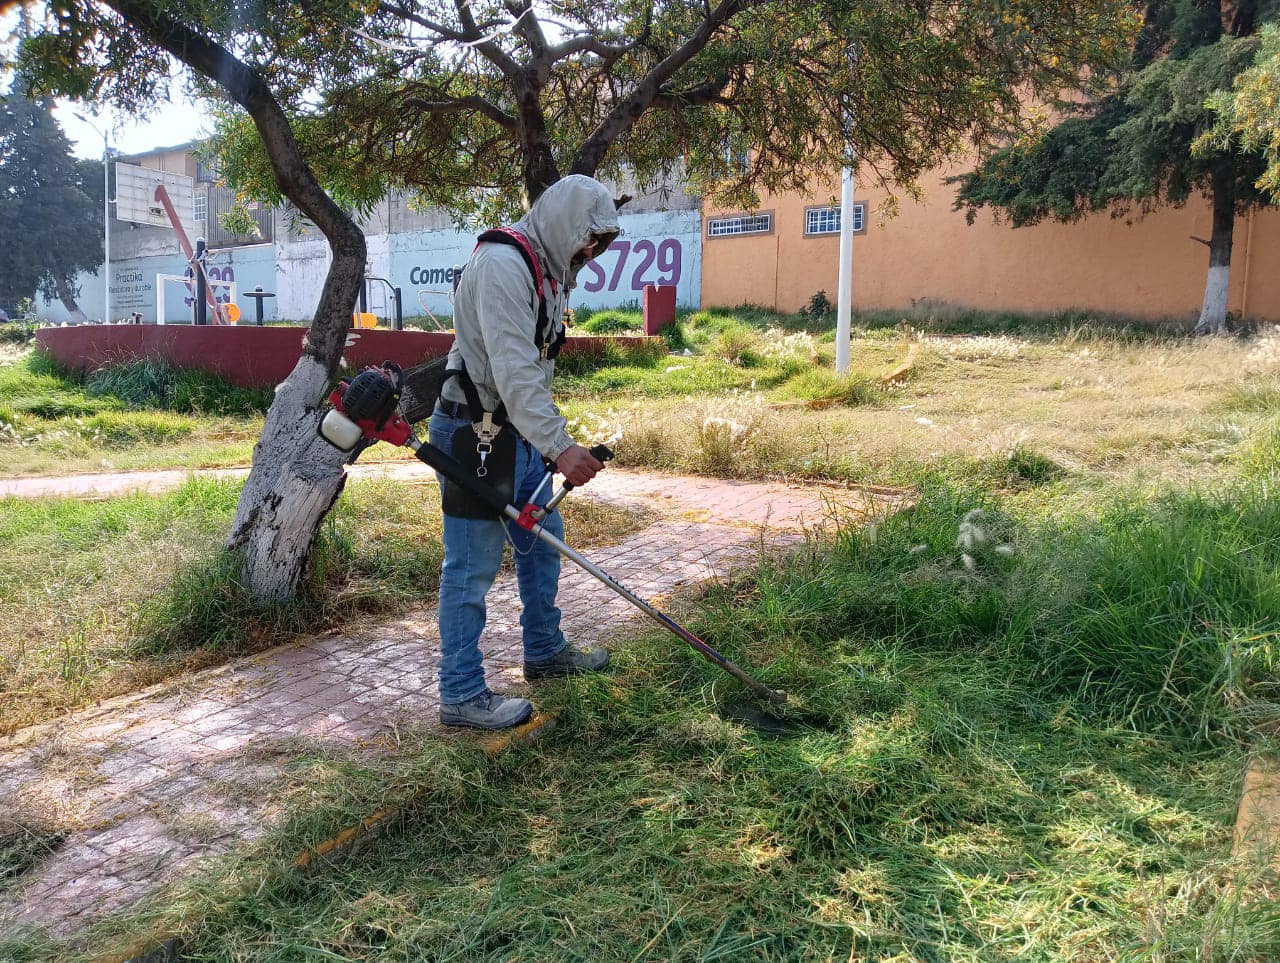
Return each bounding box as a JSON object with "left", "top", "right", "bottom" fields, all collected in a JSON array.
[
  {"left": 700, "top": 163, "right": 1280, "bottom": 323},
  {"left": 46, "top": 141, "right": 1278, "bottom": 326}
]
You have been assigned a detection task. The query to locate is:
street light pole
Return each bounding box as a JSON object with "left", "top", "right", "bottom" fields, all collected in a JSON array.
[
  {"left": 74, "top": 114, "right": 110, "bottom": 323},
  {"left": 835, "top": 47, "right": 857, "bottom": 375}
]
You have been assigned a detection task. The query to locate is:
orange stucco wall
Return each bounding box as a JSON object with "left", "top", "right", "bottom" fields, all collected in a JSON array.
[{"left": 701, "top": 165, "right": 1280, "bottom": 322}]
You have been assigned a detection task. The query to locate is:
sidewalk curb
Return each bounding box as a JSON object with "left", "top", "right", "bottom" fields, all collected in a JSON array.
[
  {"left": 93, "top": 714, "right": 559, "bottom": 963},
  {"left": 1235, "top": 752, "right": 1280, "bottom": 865}
]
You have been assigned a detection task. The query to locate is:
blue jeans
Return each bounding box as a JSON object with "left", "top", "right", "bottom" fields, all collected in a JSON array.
[{"left": 429, "top": 411, "right": 568, "bottom": 704}]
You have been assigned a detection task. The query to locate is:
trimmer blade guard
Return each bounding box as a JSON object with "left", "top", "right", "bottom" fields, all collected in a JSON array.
[{"left": 399, "top": 356, "right": 450, "bottom": 424}]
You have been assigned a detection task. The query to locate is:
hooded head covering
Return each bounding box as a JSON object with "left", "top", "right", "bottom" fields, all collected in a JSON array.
[{"left": 513, "top": 175, "right": 620, "bottom": 283}]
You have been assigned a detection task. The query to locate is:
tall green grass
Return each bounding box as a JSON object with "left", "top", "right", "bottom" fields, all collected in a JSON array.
[
  {"left": 551, "top": 338, "right": 668, "bottom": 378},
  {"left": 0, "top": 353, "right": 267, "bottom": 473},
  {"left": 694, "top": 480, "right": 1280, "bottom": 739},
  {"left": 576, "top": 309, "right": 642, "bottom": 334},
  {"left": 84, "top": 358, "right": 273, "bottom": 415},
  {"left": 26, "top": 477, "right": 1280, "bottom": 962},
  {"left": 131, "top": 478, "right": 450, "bottom": 658}
]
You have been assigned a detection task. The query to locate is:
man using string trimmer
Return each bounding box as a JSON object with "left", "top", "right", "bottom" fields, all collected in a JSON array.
[
  {"left": 429, "top": 175, "right": 620, "bottom": 729},
  {"left": 321, "top": 179, "right": 787, "bottom": 729}
]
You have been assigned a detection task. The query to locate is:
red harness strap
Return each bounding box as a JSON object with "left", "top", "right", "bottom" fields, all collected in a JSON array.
[
  {"left": 473, "top": 226, "right": 566, "bottom": 360},
  {"left": 474, "top": 227, "right": 558, "bottom": 296}
]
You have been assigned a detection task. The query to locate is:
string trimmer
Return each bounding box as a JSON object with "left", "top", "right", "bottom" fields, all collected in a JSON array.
[{"left": 319, "top": 361, "right": 788, "bottom": 706}]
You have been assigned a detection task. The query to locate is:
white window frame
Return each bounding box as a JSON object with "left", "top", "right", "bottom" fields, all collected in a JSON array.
[
  {"left": 804, "top": 204, "right": 865, "bottom": 237},
  {"left": 706, "top": 212, "right": 773, "bottom": 238},
  {"left": 192, "top": 190, "right": 207, "bottom": 226}
]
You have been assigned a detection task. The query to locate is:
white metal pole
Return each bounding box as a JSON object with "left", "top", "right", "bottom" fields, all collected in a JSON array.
[
  {"left": 103, "top": 138, "right": 110, "bottom": 323},
  {"left": 835, "top": 164, "right": 855, "bottom": 374},
  {"left": 835, "top": 45, "right": 858, "bottom": 375}
]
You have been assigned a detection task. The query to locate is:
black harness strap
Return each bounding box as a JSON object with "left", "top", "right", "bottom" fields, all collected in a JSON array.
[{"left": 440, "top": 361, "right": 508, "bottom": 426}]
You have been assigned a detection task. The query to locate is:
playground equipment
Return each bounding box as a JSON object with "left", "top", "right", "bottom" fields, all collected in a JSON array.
[
  {"left": 414, "top": 263, "right": 463, "bottom": 331},
  {"left": 243, "top": 287, "right": 276, "bottom": 325},
  {"left": 154, "top": 273, "right": 237, "bottom": 324},
  {"left": 115, "top": 163, "right": 230, "bottom": 324},
  {"left": 359, "top": 276, "right": 404, "bottom": 331},
  {"left": 415, "top": 288, "right": 452, "bottom": 331}
]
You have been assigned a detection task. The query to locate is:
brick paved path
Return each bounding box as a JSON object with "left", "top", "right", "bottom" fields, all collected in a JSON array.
[
  {"left": 0, "top": 459, "right": 424, "bottom": 499},
  {"left": 0, "top": 469, "right": 888, "bottom": 943}
]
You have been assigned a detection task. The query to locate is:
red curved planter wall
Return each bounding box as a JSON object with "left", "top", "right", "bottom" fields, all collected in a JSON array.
[{"left": 35, "top": 325, "right": 656, "bottom": 389}]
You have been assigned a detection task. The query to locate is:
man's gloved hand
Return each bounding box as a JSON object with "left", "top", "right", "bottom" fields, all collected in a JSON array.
[{"left": 555, "top": 444, "right": 605, "bottom": 486}]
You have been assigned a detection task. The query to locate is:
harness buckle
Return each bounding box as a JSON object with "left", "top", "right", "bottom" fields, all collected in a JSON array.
[{"left": 473, "top": 411, "right": 500, "bottom": 478}]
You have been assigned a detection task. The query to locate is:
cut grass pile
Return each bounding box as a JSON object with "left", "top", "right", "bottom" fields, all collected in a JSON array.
[
  {"left": 0, "top": 476, "right": 647, "bottom": 735},
  {"left": 0, "top": 354, "right": 268, "bottom": 476},
  {"left": 24, "top": 475, "right": 1280, "bottom": 962}
]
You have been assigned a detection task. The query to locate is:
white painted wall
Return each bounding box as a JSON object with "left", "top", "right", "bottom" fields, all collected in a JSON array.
[
  {"left": 388, "top": 209, "right": 703, "bottom": 320},
  {"left": 37, "top": 206, "right": 703, "bottom": 325}
]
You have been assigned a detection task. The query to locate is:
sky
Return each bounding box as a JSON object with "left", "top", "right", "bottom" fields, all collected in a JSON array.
[
  {"left": 53, "top": 94, "right": 214, "bottom": 161},
  {"left": 2, "top": 6, "right": 214, "bottom": 161}
]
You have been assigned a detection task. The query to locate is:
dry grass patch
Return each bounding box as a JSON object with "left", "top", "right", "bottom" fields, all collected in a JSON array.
[
  {"left": 0, "top": 476, "right": 649, "bottom": 735},
  {"left": 572, "top": 331, "right": 1279, "bottom": 490}
]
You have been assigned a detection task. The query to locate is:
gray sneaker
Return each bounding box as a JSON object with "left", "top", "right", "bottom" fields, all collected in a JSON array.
[
  {"left": 439, "top": 691, "right": 534, "bottom": 730},
  {"left": 524, "top": 644, "right": 611, "bottom": 680}
]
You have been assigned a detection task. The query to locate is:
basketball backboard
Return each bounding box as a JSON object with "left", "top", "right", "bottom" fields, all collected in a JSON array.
[{"left": 115, "top": 162, "right": 196, "bottom": 231}]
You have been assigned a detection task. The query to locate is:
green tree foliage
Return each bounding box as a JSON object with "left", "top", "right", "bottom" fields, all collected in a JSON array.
[
  {"left": 954, "top": 0, "right": 1279, "bottom": 333},
  {"left": 0, "top": 77, "right": 103, "bottom": 315},
  {"left": 1203, "top": 22, "right": 1280, "bottom": 199},
  {"left": 115, "top": 0, "right": 1141, "bottom": 223},
  {"left": 7, "top": 0, "right": 1138, "bottom": 603}
]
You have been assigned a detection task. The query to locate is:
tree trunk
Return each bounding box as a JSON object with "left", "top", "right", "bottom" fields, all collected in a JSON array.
[
  {"left": 516, "top": 78, "right": 561, "bottom": 204},
  {"left": 227, "top": 354, "right": 351, "bottom": 601},
  {"left": 226, "top": 214, "right": 365, "bottom": 602},
  {"left": 104, "top": 0, "right": 370, "bottom": 603},
  {"left": 52, "top": 275, "right": 87, "bottom": 323},
  {"left": 1195, "top": 162, "right": 1236, "bottom": 335}
]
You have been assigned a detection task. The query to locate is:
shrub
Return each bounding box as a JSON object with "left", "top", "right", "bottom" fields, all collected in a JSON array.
[
  {"left": 554, "top": 339, "right": 667, "bottom": 377},
  {"left": 779, "top": 368, "right": 882, "bottom": 406},
  {"left": 710, "top": 324, "right": 765, "bottom": 366},
  {"left": 580, "top": 310, "right": 641, "bottom": 334},
  {"left": 804, "top": 290, "right": 833, "bottom": 318},
  {"left": 0, "top": 322, "right": 38, "bottom": 345},
  {"left": 694, "top": 391, "right": 768, "bottom": 473}
]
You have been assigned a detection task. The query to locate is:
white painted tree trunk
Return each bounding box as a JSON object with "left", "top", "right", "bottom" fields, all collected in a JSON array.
[
  {"left": 227, "top": 355, "right": 350, "bottom": 602},
  {"left": 1194, "top": 163, "right": 1236, "bottom": 336},
  {"left": 53, "top": 276, "right": 88, "bottom": 324},
  {"left": 1197, "top": 264, "right": 1230, "bottom": 335}
]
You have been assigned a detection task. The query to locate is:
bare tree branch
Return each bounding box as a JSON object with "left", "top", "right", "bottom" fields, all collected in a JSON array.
[
  {"left": 544, "top": 32, "right": 633, "bottom": 65},
  {"left": 404, "top": 94, "right": 518, "bottom": 128},
  {"left": 506, "top": 0, "right": 549, "bottom": 59},
  {"left": 571, "top": 0, "right": 758, "bottom": 175},
  {"left": 378, "top": 2, "right": 470, "bottom": 43},
  {"left": 653, "top": 76, "right": 735, "bottom": 108},
  {"left": 454, "top": 0, "right": 520, "bottom": 77}
]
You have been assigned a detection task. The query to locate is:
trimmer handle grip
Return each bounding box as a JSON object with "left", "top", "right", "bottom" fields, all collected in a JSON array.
[{"left": 548, "top": 444, "right": 615, "bottom": 508}]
